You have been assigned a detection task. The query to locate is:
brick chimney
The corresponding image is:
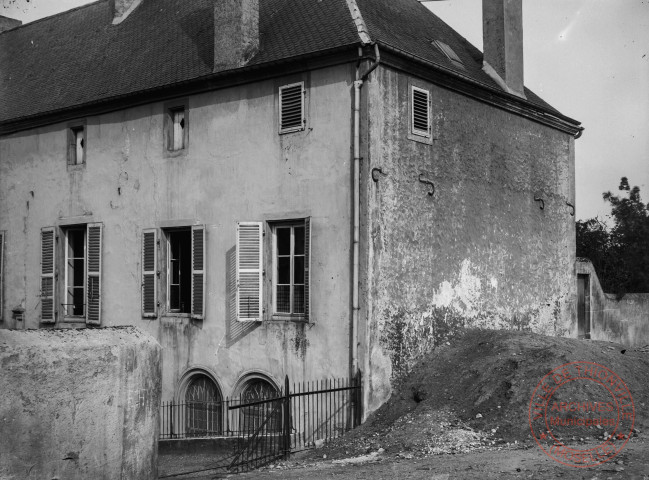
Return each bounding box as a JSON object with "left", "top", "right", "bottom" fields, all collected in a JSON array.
[
  {"left": 482, "top": 0, "right": 526, "bottom": 99},
  {"left": 214, "top": 0, "right": 259, "bottom": 71},
  {"left": 0, "top": 15, "right": 22, "bottom": 33},
  {"left": 109, "top": 0, "right": 143, "bottom": 25}
]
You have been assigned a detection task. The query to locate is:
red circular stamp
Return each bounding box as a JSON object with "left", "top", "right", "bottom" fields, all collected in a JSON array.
[{"left": 528, "top": 362, "right": 635, "bottom": 468}]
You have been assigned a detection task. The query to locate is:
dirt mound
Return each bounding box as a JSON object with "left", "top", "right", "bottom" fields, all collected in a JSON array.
[{"left": 309, "top": 329, "right": 649, "bottom": 460}]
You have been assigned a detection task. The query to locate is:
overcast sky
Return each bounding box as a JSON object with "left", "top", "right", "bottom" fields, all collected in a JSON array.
[{"left": 3, "top": 0, "right": 648, "bottom": 221}]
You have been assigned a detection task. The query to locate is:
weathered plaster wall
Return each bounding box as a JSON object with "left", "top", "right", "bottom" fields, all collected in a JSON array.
[
  {"left": 577, "top": 259, "right": 649, "bottom": 347},
  {"left": 360, "top": 66, "right": 577, "bottom": 412},
  {"left": 0, "top": 327, "right": 160, "bottom": 480},
  {"left": 0, "top": 64, "right": 355, "bottom": 402}
]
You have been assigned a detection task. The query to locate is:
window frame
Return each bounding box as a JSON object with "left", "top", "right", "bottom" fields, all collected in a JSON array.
[
  {"left": 271, "top": 222, "right": 306, "bottom": 319},
  {"left": 62, "top": 226, "right": 87, "bottom": 319},
  {"left": 165, "top": 228, "right": 192, "bottom": 315},
  {"left": 163, "top": 99, "right": 189, "bottom": 157},
  {"left": 278, "top": 82, "right": 306, "bottom": 134},
  {"left": 67, "top": 120, "right": 87, "bottom": 167}
]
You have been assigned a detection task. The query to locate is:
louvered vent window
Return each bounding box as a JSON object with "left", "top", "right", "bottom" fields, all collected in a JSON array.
[
  {"left": 279, "top": 82, "right": 305, "bottom": 133},
  {"left": 411, "top": 86, "right": 431, "bottom": 138}
]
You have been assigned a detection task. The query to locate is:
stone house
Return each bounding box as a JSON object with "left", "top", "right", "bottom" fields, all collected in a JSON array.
[{"left": 0, "top": 0, "right": 582, "bottom": 419}]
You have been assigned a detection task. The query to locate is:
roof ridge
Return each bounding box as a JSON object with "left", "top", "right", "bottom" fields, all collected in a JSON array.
[
  {"left": 0, "top": 0, "right": 106, "bottom": 34},
  {"left": 344, "top": 0, "right": 371, "bottom": 45}
]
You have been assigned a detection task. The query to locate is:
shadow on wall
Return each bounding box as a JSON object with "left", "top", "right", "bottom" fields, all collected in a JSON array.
[
  {"left": 577, "top": 258, "right": 649, "bottom": 347},
  {"left": 226, "top": 245, "right": 259, "bottom": 346}
]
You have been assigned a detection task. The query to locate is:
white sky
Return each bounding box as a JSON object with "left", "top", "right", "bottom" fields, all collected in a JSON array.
[{"left": 3, "top": 0, "right": 648, "bottom": 221}]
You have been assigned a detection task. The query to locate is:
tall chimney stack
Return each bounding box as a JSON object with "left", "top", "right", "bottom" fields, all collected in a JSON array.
[
  {"left": 214, "top": 0, "right": 259, "bottom": 71},
  {"left": 482, "top": 0, "right": 525, "bottom": 98},
  {"left": 0, "top": 15, "right": 22, "bottom": 33}
]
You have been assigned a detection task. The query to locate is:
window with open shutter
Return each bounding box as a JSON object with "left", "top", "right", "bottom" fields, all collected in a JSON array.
[
  {"left": 237, "top": 222, "right": 263, "bottom": 321},
  {"left": 40, "top": 227, "right": 56, "bottom": 323},
  {"left": 411, "top": 86, "right": 431, "bottom": 138},
  {"left": 191, "top": 225, "right": 205, "bottom": 320},
  {"left": 85, "top": 223, "right": 102, "bottom": 325},
  {"left": 142, "top": 229, "right": 157, "bottom": 318},
  {"left": 279, "top": 82, "right": 305, "bottom": 134}
]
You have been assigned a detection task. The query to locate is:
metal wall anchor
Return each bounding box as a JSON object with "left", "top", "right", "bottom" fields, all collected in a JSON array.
[
  {"left": 534, "top": 196, "right": 545, "bottom": 210},
  {"left": 418, "top": 174, "right": 435, "bottom": 197},
  {"left": 566, "top": 201, "right": 575, "bottom": 216},
  {"left": 371, "top": 167, "right": 387, "bottom": 183}
]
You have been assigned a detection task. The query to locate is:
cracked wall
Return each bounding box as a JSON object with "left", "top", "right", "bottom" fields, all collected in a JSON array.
[{"left": 360, "top": 66, "right": 577, "bottom": 414}]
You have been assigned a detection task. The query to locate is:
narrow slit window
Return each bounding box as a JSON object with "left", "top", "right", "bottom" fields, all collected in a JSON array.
[
  {"left": 279, "top": 82, "right": 305, "bottom": 133},
  {"left": 69, "top": 126, "right": 85, "bottom": 165},
  {"left": 411, "top": 86, "right": 431, "bottom": 138},
  {"left": 170, "top": 107, "right": 186, "bottom": 151}
]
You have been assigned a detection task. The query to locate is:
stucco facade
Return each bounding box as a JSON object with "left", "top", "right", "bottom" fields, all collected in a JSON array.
[
  {"left": 357, "top": 65, "right": 577, "bottom": 411},
  {"left": 0, "top": 64, "right": 355, "bottom": 402}
]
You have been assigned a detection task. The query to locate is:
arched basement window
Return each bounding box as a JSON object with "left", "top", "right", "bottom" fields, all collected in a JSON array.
[
  {"left": 185, "top": 374, "right": 222, "bottom": 437},
  {"left": 240, "top": 378, "right": 281, "bottom": 433}
]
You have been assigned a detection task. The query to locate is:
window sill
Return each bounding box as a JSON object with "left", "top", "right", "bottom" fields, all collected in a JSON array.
[
  {"left": 163, "top": 148, "right": 187, "bottom": 159},
  {"left": 271, "top": 314, "right": 306, "bottom": 322},
  {"left": 164, "top": 312, "right": 191, "bottom": 318}
]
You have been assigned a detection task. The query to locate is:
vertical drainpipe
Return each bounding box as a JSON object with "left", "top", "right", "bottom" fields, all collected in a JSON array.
[{"left": 352, "top": 44, "right": 380, "bottom": 377}]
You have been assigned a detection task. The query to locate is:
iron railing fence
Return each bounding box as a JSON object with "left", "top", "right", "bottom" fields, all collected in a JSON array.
[{"left": 160, "top": 372, "right": 362, "bottom": 455}]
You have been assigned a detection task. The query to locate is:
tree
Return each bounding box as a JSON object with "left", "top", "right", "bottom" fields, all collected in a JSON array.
[{"left": 576, "top": 177, "right": 649, "bottom": 297}]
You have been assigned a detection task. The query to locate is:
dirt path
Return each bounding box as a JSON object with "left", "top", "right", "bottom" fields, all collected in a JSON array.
[{"left": 159, "top": 437, "right": 648, "bottom": 479}]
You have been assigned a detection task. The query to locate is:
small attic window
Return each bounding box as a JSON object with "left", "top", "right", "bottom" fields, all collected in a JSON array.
[
  {"left": 163, "top": 99, "right": 189, "bottom": 156},
  {"left": 433, "top": 40, "right": 465, "bottom": 70},
  {"left": 279, "top": 82, "right": 305, "bottom": 134},
  {"left": 411, "top": 86, "right": 431, "bottom": 138}
]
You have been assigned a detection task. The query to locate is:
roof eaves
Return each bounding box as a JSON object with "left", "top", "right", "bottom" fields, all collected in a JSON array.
[
  {"left": 0, "top": 42, "right": 361, "bottom": 135},
  {"left": 376, "top": 41, "right": 582, "bottom": 136}
]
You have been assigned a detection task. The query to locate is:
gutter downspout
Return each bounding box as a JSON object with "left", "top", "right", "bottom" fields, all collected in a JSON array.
[{"left": 352, "top": 43, "right": 380, "bottom": 377}]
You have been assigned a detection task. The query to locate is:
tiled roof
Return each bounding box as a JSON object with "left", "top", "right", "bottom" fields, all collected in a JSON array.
[{"left": 0, "top": 0, "right": 569, "bottom": 126}]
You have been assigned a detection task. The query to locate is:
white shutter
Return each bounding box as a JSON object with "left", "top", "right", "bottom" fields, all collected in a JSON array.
[
  {"left": 304, "top": 217, "right": 311, "bottom": 322},
  {"left": 85, "top": 223, "right": 102, "bottom": 325},
  {"left": 40, "top": 227, "right": 56, "bottom": 323},
  {"left": 411, "top": 86, "right": 431, "bottom": 137},
  {"left": 237, "top": 222, "right": 263, "bottom": 321},
  {"left": 279, "top": 82, "right": 305, "bottom": 133},
  {"left": 191, "top": 225, "right": 205, "bottom": 320},
  {"left": 142, "top": 229, "right": 158, "bottom": 318}
]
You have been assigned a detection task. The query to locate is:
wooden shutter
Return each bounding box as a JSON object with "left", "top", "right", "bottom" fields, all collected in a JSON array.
[
  {"left": 237, "top": 222, "right": 263, "bottom": 321},
  {"left": 85, "top": 223, "right": 102, "bottom": 325},
  {"left": 142, "top": 228, "right": 157, "bottom": 318},
  {"left": 279, "top": 82, "right": 305, "bottom": 133},
  {"left": 303, "top": 218, "right": 311, "bottom": 322},
  {"left": 411, "top": 86, "right": 431, "bottom": 137},
  {"left": 0, "top": 232, "right": 4, "bottom": 320},
  {"left": 40, "top": 227, "right": 56, "bottom": 323},
  {"left": 191, "top": 225, "right": 205, "bottom": 320}
]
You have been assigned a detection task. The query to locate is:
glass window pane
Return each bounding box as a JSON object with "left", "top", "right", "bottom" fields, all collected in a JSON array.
[
  {"left": 294, "top": 226, "right": 305, "bottom": 255},
  {"left": 276, "top": 228, "right": 290, "bottom": 255},
  {"left": 276, "top": 285, "right": 290, "bottom": 313},
  {"left": 293, "top": 285, "right": 305, "bottom": 314},
  {"left": 277, "top": 257, "right": 290, "bottom": 284},
  {"left": 170, "top": 285, "right": 180, "bottom": 310},
  {"left": 293, "top": 256, "right": 304, "bottom": 284},
  {"left": 73, "top": 258, "right": 84, "bottom": 287}
]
